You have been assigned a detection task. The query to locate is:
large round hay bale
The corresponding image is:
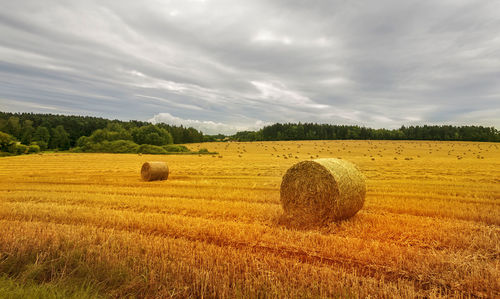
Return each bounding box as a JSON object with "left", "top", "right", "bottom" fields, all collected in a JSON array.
[
  {"left": 141, "top": 161, "right": 169, "bottom": 181},
  {"left": 280, "top": 158, "right": 365, "bottom": 224}
]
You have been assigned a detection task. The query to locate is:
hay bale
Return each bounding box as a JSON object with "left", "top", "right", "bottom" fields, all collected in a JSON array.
[
  {"left": 141, "top": 161, "right": 169, "bottom": 181},
  {"left": 280, "top": 158, "right": 365, "bottom": 224}
]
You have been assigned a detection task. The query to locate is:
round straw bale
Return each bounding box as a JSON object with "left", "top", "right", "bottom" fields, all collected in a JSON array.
[
  {"left": 141, "top": 161, "right": 169, "bottom": 181},
  {"left": 280, "top": 158, "right": 365, "bottom": 224}
]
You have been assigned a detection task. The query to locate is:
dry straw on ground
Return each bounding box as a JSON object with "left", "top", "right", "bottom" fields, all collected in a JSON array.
[
  {"left": 141, "top": 161, "right": 169, "bottom": 181},
  {"left": 280, "top": 158, "right": 366, "bottom": 224}
]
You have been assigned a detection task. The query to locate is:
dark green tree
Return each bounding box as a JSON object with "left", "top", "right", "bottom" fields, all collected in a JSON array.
[
  {"left": 50, "top": 125, "right": 70, "bottom": 150},
  {"left": 33, "top": 126, "right": 51, "bottom": 143},
  {"left": 5, "top": 117, "right": 21, "bottom": 138},
  {"left": 0, "top": 131, "right": 16, "bottom": 152},
  {"left": 33, "top": 126, "right": 51, "bottom": 150},
  {"left": 21, "top": 120, "right": 35, "bottom": 145},
  {"left": 132, "top": 125, "right": 173, "bottom": 145}
]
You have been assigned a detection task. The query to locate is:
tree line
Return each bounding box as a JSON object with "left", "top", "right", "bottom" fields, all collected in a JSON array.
[
  {"left": 233, "top": 123, "right": 500, "bottom": 142},
  {"left": 0, "top": 112, "right": 206, "bottom": 154}
]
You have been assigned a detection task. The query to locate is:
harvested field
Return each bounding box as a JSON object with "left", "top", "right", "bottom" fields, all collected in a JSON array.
[{"left": 0, "top": 140, "right": 499, "bottom": 298}]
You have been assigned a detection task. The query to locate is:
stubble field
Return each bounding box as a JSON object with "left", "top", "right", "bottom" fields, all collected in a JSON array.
[{"left": 0, "top": 140, "right": 499, "bottom": 298}]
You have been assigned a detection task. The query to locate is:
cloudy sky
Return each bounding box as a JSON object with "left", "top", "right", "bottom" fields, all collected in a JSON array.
[{"left": 1, "top": 0, "right": 499, "bottom": 134}]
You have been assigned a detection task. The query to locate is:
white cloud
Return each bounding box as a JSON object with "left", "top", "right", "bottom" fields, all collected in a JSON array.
[
  {"left": 149, "top": 112, "right": 268, "bottom": 135},
  {"left": 319, "top": 77, "right": 353, "bottom": 86},
  {"left": 252, "top": 30, "right": 292, "bottom": 45},
  {"left": 127, "top": 70, "right": 146, "bottom": 77},
  {"left": 251, "top": 81, "right": 329, "bottom": 109}
]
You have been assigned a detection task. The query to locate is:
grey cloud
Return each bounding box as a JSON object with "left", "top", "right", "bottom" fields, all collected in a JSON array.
[{"left": 0, "top": 0, "right": 499, "bottom": 134}]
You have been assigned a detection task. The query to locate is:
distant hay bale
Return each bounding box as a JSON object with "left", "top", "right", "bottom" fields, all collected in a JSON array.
[
  {"left": 141, "top": 161, "right": 169, "bottom": 181},
  {"left": 280, "top": 158, "right": 366, "bottom": 224}
]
